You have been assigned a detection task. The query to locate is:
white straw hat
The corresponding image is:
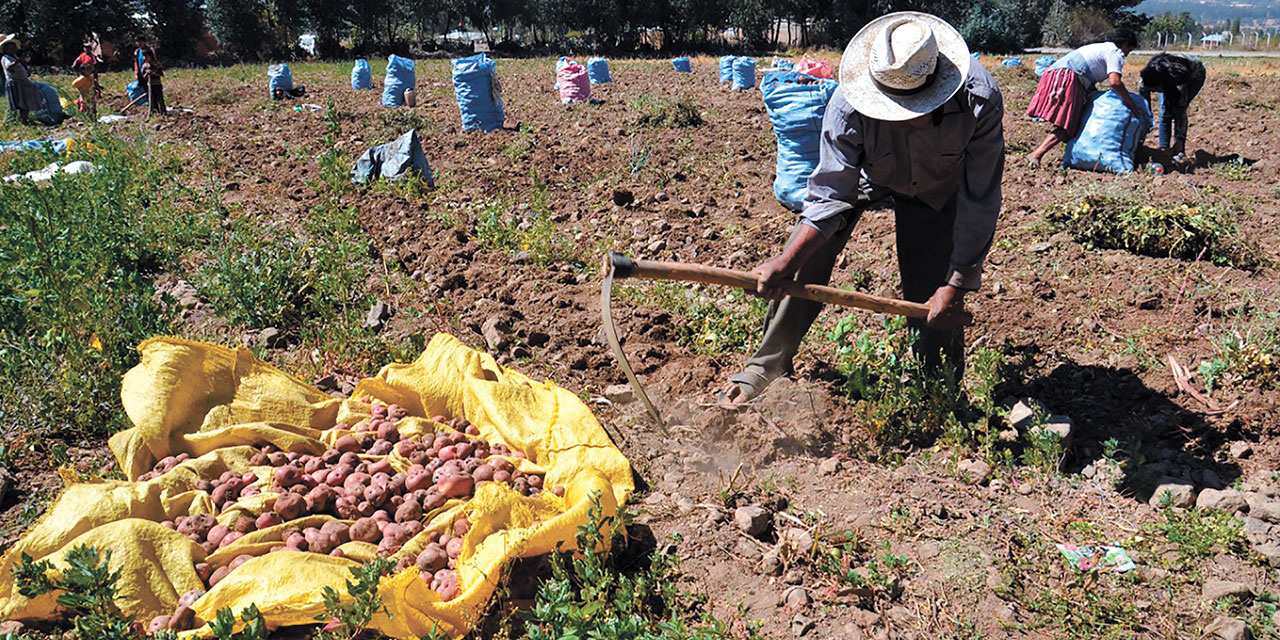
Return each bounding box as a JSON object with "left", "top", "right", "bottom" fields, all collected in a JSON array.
[
  {"left": 0, "top": 34, "right": 19, "bottom": 50},
  {"left": 839, "top": 12, "right": 970, "bottom": 121}
]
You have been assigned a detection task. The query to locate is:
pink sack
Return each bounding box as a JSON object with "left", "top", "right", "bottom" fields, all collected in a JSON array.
[
  {"left": 795, "top": 58, "right": 834, "bottom": 80},
  {"left": 557, "top": 61, "right": 590, "bottom": 104}
]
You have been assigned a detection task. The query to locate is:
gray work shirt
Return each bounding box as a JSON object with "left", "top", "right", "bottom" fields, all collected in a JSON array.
[{"left": 801, "top": 63, "right": 1005, "bottom": 290}]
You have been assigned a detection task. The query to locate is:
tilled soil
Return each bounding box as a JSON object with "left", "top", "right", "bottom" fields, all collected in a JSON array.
[{"left": 5, "top": 55, "right": 1280, "bottom": 638}]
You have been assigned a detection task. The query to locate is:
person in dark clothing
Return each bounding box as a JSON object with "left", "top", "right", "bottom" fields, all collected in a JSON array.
[
  {"left": 1139, "top": 53, "right": 1205, "bottom": 160},
  {"left": 134, "top": 36, "right": 166, "bottom": 115}
]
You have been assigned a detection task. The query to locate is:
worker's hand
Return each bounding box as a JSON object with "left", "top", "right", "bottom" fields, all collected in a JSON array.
[
  {"left": 925, "top": 285, "right": 970, "bottom": 331},
  {"left": 751, "top": 255, "right": 798, "bottom": 301}
]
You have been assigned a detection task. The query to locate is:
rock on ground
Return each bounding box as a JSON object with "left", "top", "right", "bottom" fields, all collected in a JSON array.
[
  {"left": 1228, "top": 441, "right": 1253, "bottom": 459},
  {"left": 1203, "top": 615, "right": 1248, "bottom": 640},
  {"left": 1149, "top": 477, "right": 1197, "bottom": 509},
  {"left": 604, "top": 384, "right": 634, "bottom": 404},
  {"left": 957, "top": 459, "right": 992, "bottom": 484},
  {"left": 1202, "top": 580, "right": 1252, "bottom": 601},
  {"left": 1196, "top": 489, "right": 1248, "bottom": 513},
  {"left": 818, "top": 457, "right": 841, "bottom": 476},
  {"left": 734, "top": 505, "right": 770, "bottom": 538}
]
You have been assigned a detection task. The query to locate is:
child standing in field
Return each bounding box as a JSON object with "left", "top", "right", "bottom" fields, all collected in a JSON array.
[
  {"left": 134, "top": 36, "right": 167, "bottom": 116},
  {"left": 1025, "top": 29, "right": 1143, "bottom": 167},
  {"left": 1139, "top": 53, "right": 1205, "bottom": 162}
]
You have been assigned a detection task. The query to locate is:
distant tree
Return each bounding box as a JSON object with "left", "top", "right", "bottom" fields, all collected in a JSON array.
[
  {"left": 729, "top": 0, "right": 774, "bottom": 49},
  {"left": 206, "top": 0, "right": 268, "bottom": 60},
  {"left": 1231, "top": 17, "right": 1241, "bottom": 35},
  {"left": 143, "top": 0, "right": 206, "bottom": 61},
  {"left": 1042, "top": 0, "right": 1071, "bottom": 46},
  {"left": 4, "top": 0, "right": 138, "bottom": 64},
  {"left": 961, "top": 0, "right": 1047, "bottom": 53},
  {"left": 300, "top": 0, "right": 352, "bottom": 57}
]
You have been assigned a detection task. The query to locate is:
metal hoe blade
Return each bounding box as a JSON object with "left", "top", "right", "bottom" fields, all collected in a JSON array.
[{"left": 601, "top": 257, "right": 662, "bottom": 423}]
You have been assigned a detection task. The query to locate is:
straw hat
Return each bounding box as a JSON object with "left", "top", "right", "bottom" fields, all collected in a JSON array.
[
  {"left": 839, "top": 12, "right": 970, "bottom": 121},
  {"left": 0, "top": 33, "right": 19, "bottom": 51}
]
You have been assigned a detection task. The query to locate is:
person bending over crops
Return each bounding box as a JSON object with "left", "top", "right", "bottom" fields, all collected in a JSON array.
[
  {"left": 719, "top": 11, "right": 1003, "bottom": 407},
  {"left": 1, "top": 34, "right": 38, "bottom": 125},
  {"left": 1026, "top": 28, "right": 1142, "bottom": 167},
  {"left": 1139, "top": 53, "right": 1205, "bottom": 162}
]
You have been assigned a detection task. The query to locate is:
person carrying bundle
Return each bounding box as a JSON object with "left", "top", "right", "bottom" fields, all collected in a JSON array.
[
  {"left": 71, "top": 42, "right": 101, "bottom": 116},
  {"left": 134, "top": 36, "right": 166, "bottom": 116},
  {"left": 718, "top": 12, "right": 1004, "bottom": 406},
  {"left": 1139, "top": 53, "right": 1205, "bottom": 162},
  {"left": 1025, "top": 29, "right": 1142, "bottom": 167},
  {"left": 1, "top": 34, "right": 38, "bottom": 125}
]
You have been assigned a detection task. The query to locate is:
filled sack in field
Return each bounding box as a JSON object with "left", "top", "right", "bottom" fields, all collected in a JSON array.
[
  {"left": 126, "top": 80, "right": 147, "bottom": 106},
  {"left": 672, "top": 57, "right": 691, "bottom": 72},
  {"left": 587, "top": 57, "right": 611, "bottom": 84},
  {"left": 794, "top": 57, "right": 834, "bottom": 79},
  {"left": 761, "top": 71, "right": 838, "bottom": 211},
  {"left": 771, "top": 56, "right": 794, "bottom": 70},
  {"left": 29, "top": 82, "right": 68, "bottom": 125},
  {"left": 719, "top": 55, "right": 736, "bottom": 83},
  {"left": 352, "top": 59, "right": 372, "bottom": 90},
  {"left": 268, "top": 64, "right": 305, "bottom": 100},
  {"left": 383, "top": 54, "right": 416, "bottom": 107},
  {"left": 352, "top": 128, "right": 433, "bottom": 185},
  {"left": 452, "top": 54, "right": 504, "bottom": 132},
  {"left": 731, "top": 57, "right": 756, "bottom": 90},
  {"left": 1034, "top": 55, "right": 1056, "bottom": 77},
  {"left": 1002, "top": 57, "right": 1022, "bottom": 67},
  {"left": 1062, "top": 90, "right": 1153, "bottom": 174},
  {"left": 557, "top": 60, "right": 590, "bottom": 104}
]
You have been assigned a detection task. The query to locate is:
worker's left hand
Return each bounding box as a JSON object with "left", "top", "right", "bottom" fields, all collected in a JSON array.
[{"left": 926, "top": 285, "right": 970, "bottom": 331}]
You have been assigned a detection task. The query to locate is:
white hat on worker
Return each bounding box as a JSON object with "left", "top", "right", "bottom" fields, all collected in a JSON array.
[
  {"left": 0, "top": 34, "right": 19, "bottom": 50},
  {"left": 839, "top": 12, "right": 970, "bottom": 121}
]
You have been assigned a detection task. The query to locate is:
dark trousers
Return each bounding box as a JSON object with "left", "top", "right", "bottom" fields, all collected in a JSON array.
[
  {"left": 732, "top": 193, "right": 964, "bottom": 391},
  {"left": 147, "top": 81, "right": 166, "bottom": 115}
]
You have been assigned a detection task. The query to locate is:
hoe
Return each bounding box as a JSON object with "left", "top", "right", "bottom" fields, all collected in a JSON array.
[{"left": 601, "top": 252, "right": 932, "bottom": 423}]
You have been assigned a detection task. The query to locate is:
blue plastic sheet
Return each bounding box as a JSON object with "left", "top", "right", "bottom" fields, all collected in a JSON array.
[
  {"left": 1034, "top": 55, "right": 1056, "bottom": 77},
  {"left": 352, "top": 128, "right": 433, "bottom": 184},
  {"left": 126, "top": 80, "right": 147, "bottom": 105},
  {"left": 451, "top": 54, "right": 504, "bottom": 132},
  {"left": 587, "top": 57, "right": 611, "bottom": 84},
  {"left": 760, "top": 71, "right": 838, "bottom": 212},
  {"left": 1063, "top": 90, "right": 1153, "bottom": 174},
  {"left": 268, "top": 64, "right": 294, "bottom": 99},
  {"left": 0, "top": 138, "right": 68, "bottom": 153},
  {"left": 719, "top": 56, "right": 736, "bottom": 83},
  {"left": 731, "top": 57, "right": 756, "bottom": 91},
  {"left": 672, "top": 57, "right": 691, "bottom": 73},
  {"left": 771, "top": 56, "right": 794, "bottom": 70},
  {"left": 383, "top": 54, "right": 415, "bottom": 107},
  {"left": 352, "top": 59, "right": 372, "bottom": 90},
  {"left": 30, "top": 83, "right": 67, "bottom": 125},
  {"left": 1002, "top": 57, "right": 1022, "bottom": 67}
]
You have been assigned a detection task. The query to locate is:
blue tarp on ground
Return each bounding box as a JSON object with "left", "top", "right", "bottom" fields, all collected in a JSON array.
[
  {"left": 451, "top": 54, "right": 504, "bottom": 132},
  {"left": 1002, "top": 57, "right": 1022, "bottom": 67},
  {"left": 352, "top": 59, "right": 372, "bottom": 90},
  {"left": 587, "top": 58, "right": 611, "bottom": 84},
  {"left": 672, "top": 57, "right": 691, "bottom": 72},
  {"left": 731, "top": 57, "right": 756, "bottom": 91},
  {"left": 383, "top": 55, "right": 415, "bottom": 107},
  {"left": 126, "top": 80, "right": 147, "bottom": 105},
  {"left": 1063, "top": 90, "right": 1153, "bottom": 174},
  {"left": 0, "top": 139, "right": 68, "bottom": 153},
  {"left": 352, "top": 128, "right": 433, "bottom": 184},
  {"left": 1034, "top": 55, "right": 1056, "bottom": 76},
  {"left": 761, "top": 71, "right": 838, "bottom": 212}
]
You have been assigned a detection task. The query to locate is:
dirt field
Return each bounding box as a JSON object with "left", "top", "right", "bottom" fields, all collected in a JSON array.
[{"left": 4, "top": 53, "right": 1280, "bottom": 638}]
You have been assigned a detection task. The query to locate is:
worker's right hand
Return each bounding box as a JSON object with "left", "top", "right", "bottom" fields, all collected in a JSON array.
[{"left": 751, "top": 255, "right": 797, "bottom": 300}]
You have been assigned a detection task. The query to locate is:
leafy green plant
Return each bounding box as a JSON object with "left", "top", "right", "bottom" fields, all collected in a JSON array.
[
  {"left": 313, "top": 557, "right": 395, "bottom": 640},
  {"left": 519, "top": 492, "right": 727, "bottom": 640},
  {"left": 631, "top": 95, "right": 703, "bottom": 129},
  {"left": 1198, "top": 313, "right": 1280, "bottom": 392},
  {"left": 620, "top": 282, "right": 767, "bottom": 357},
  {"left": 1143, "top": 508, "right": 1246, "bottom": 561},
  {"left": 502, "top": 124, "right": 537, "bottom": 159},
  {"left": 13, "top": 546, "right": 134, "bottom": 640},
  {"left": 1044, "top": 186, "right": 1265, "bottom": 269},
  {"left": 816, "top": 534, "right": 911, "bottom": 599},
  {"left": 1212, "top": 157, "right": 1252, "bottom": 182},
  {"left": 472, "top": 171, "right": 582, "bottom": 267},
  {"left": 208, "top": 604, "right": 267, "bottom": 640}
]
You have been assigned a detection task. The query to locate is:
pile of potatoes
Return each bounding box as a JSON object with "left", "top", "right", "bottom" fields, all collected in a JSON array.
[{"left": 142, "top": 399, "right": 562, "bottom": 633}]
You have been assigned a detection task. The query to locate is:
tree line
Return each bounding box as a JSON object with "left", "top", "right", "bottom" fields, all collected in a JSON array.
[{"left": 1, "top": 0, "right": 1146, "bottom": 67}]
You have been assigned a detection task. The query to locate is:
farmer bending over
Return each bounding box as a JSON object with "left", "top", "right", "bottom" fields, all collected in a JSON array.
[
  {"left": 1139, "top": 53, "right": 1205, "bottom": 162},
  {"left": 720, "top": 11, "right": 1004, "bottom": 406}
]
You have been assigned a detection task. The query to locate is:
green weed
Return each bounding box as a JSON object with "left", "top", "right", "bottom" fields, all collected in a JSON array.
[
  {"left": 207, "top": 604, "right": 267, "bottom": 640},
  {"left": 1044, "top": 183, "right": 1265, "bottom": 269},
  {"left": 1142, "top": 508, "right": 1246, "bottom": 561},
  {"left": 313, "top": 558, "right": 394, "bottom": 640},
  {"left": 502, "top": 124, "right": 537, "bottom": 159},
  {"left": 1212, "top": 157, "right": 1251, "bottom": 182},
  {"left": 816, "top": 535, "right": 911, "bottom": 600},
  {"left": 472, "top": 171, "right": 581, "bottom": 267},
  {"left": 631, "top": 95, "right": 704, "bottom": 128},
  {"left": 619, "top": 282, "right": 767, "bottom": 357},
  {"left": 13, "top": 545, "right": 133, "bottom": 640},
  {"left": 1025, "top": 577, "right": 1143, "bottom": 639},
  {"left": 1198, "top": 312, "right": 1280, "bottom": 392}
]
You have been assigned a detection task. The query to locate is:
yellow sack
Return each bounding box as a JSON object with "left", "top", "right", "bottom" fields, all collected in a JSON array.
[{"left": 0, "top": 334, "right": 633, "bottom": 638}]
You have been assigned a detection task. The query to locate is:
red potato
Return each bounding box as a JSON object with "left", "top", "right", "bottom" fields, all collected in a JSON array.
[
  {"left": 303, "top": 456, "right": 324, "bottom": 474},
  {"left": 455, "top": 443, "right": 474, "bottom": 459},
  {"left": 409, "top": 449, "right": 431, "bottom": 465},
  {"left": 274, "top": 465, "right": 302, "bottom": 488},
  {"left": 321, "top": 448, "right": 342, "bottom": 464},
  {"left": 179, "top": 514, "right": 216, "bottom": 538},
  {"left": 453, "top": 518, "right": 471, "bottom": 537},
  {"left": 343, "top": 472, "right": 371, "bottom": 493},
  {"left": 249, "top": 452, "right": 268, "bottom": 465},
  {"left": 379, "top": 523, "right": 410, "bottom": 553},
  {"left": 195, "top": 479, "right": 213, "bottom": 493},
  {"left": 334, "top": 496, "right": 359, "bottom": 519},
  {"left": 339, "top": 452, "right": 360, "bottom": 467},
  {"left": 334, "top": 435, "right": 361, "bottom": 453},
  {"left": 310, "top": 469, "right": 329, "bottom": 485},
  {"left": 371, "top": 403, "right": 388, "bottom": 418},
  {"left": 284, "top": 531, "right": 308, "bottom": 551},
  {"left": 306, "top": 485, "right": 336, "bottom": 513},
  {"left": 321, "top": 521, "right": 350, "bottom": 544},
  {"left": 423, "top": 492, "right": 446, "bottom": 511},
  {"left": 206, "top": 524, "right": 230, "bottom": 547},
  {"left": 438, "top": 532, "right": 452, "bottom": 547},
  {"left": 169, "top": 603, "right": 196, "bottom": 631},
  {"left": 210, "top": 483, "right": 236, "bottom": 508},
  {"left": 241, "top": 485, "right": 261, "bottom": 498},
  {"left": 274, "top": 493, "right": 306, "bottom": 521},
  {"left": 370, "top": 472, "right": 391, "bottom": 488},
  {"left": 492, "top": 470, "right": 511, "bottom": 484},
  {"left": 218, "top": 531, "right": 244, "bottom": 549},
  {"left": 430, "top": 414, "right": 448, "bottom": 424},
  {"left": 438, "top": 474, "right": 474, "bottom": 499},
  {"left": 178, "top": 588, "right": 206, "bottom": 608},
  {"left": 472, "top": 464, "right": 495, "bottom": 482},
  {"left": 356, "top": 500, "right": 377, "bottom": 517},
  {"left": 161, "top": 520, "right": 176, "bottom": 530},
  {"left": 446, "top": 537, "right": 464, "bottom": 559},
  {"left": 430, "top": 569, "right": 459, "bottom": 601},
  {"left": 267, "top": 452, "right": 288, "bottom": 466},
  {"left": 368, "top": 459, "right": 393, "bottom": 476},
  {"left": 405, "top": 469, "right": 432, "bottom": 493},
  {"left": 330, "top": 548, "right": 346, "bottom": 558},
  {"left": 208, "top": 566, "right": 230, "bottom": 587},
  {"left": 200, "top": 541, "right": 218, "bottom": 555},
  {"left": 403, "top": 520, "right": 423, "bottom": 537},
  {"left": 395, "top": 500, "right": 422, "bottom": 523},
  {"left": 194, "top": 563, "right": 212, "bottom": 582},
  {"left": 148, "top": 616, "right": 171, "bottom": 634},
  {"left": 350, "top": 517, "right": 381, "bottom": 543},
  {"left": 304, "top": 528, "right": 337, "bottom": 554},
  {"left": 367, "top": 440, "right": 394, "bottom": 456},
  {"left": 528, "top": 474, "right": 543, "bottom": 489},
  {"left": 437, "top": 446, "right": 457, "bottom": 462},
  {"left": 228, "top": 555, "right": 253, "bottom": 571},
  {"left": 552, "top": 485, "right": 566, "bottom": 497},
  {"left": 256, "top": 512, "right": 283, "bottom": 529},
  {"left": 433, "top": 461, "right": 462, "bottom": 484},
  {"left": 416, "top": 544, "right": 447, "bottom": 572},
  {"left": 376, "top": 421, "right": 400, "bottom": 442},
  {"left": 371, "top": 510, "right": 391, "bottom": 524},
  {"left": 286, "top": 452, "right": 301, "bottom": 462},
  {"left": 324, "top": 465, "right": 352, "bottom": 487},
  {"left": 387, "top": 473, "right": 407, "bottom": 495}
]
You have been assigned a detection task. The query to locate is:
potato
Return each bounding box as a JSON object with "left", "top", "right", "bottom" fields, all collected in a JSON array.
[
  {"left": 409, "top": 449, "right": 431, "bottom": 465},
  {"left": 343, "top": 472, "right": 371, "bottom": 493},
  {"left": 356, "top": 500, "right": 377, "bottom": 517},
  {"left": 455, "top": 443, "right": 475, "bottom": 459},
  {"left": 446, "top": 537, "right": 464, "bottom": 559},
  {"left": 161, "top": 520, "right": 176, "bottom": 530},
  {"left": 465, "top": 424, "right": 480, "bottom": 436},
  {"left": 330, "top": 548, "right": 346, "bottom": 558},
  {"left": 267, "top": 452, "right": 289, "bottom": 466},
  {"left": 148, "top": 615, "right": 171, "bottom": 634},
  {"left": 334, "top": 496, "right": 360, "bottom": 519},
  {"left": 274, "top": 465, "right": 302, "bottom": 488},
  {"left": 228, "top": 555, "right": 253, "bottom": 571},
  {"left": 180, "top": 514, "right": 216, "bottom": 538},
  {"left": 430, "top": 414, "right": 448, "bottom": 424},
  {"left": 284, "top": 531, "right": 308, "bottom": 551},
  {"left": 274, "top": 493, "right": 306, "bottom": 521},
  {"left": 388, "top": 404, "right": 408, "bottom": 420},
  {"left": 207, "top": 566, "right": 230, "bottom": 588},
  {"left": 339, "top": 452, "right": 360, "bottom": 467},
  {"left": 528, "top": 474, "right": 543, "bottom": 489},
  {"left": 405, "top": 469, "right": 432, "bottom": 492},
  {"left": 210, "top": 483, "right": 236, "bottom": 507},
  {"left": 350, "top": 517, "right": 381, "bottom": 543},
  {"left": 370, "top": 472, "right": 391, "bottom": 488},
  {"left": 453, "top": 518, "right": 471, "bottom": 537},
  {"left": 256, "top": 511, "right": 283, "bottom": 529},
  {"left": 492, "top": 470, "right": 511, "bottom": 484},
  {"left": 367, "top": 440, "right": 393, "bottom": 456},
  {"left": 249, "top": 452, "right": 268, "bottom": 466},
  {"left": 178, "top": 588, "right": 206, "bottom": 608},
  {"left": 371, "top": 403, "right": 388, "bottom": 419},
  {"left": 195, "top": 479, "right": 213, "bottom": 493},
  {"left": 395, "top": 500, "right": 422, "bottom": 523},
  {"left": 416, "top": 544, "right": 447, "bottom": 572},
  {"left": 386, "top": 473, "right": 407, "bottom": 495},
  {"left": 472, "top": 464, "right": 495, "bottom": 482},
  {"left": 324, "top": 465, "right": 351, "bottom": 487},
  {"left": 321, "top": 448, "right": 342, "bottom": 464},
  {"left": 403, "top": 520, "right": 423, "bottom": 537},
  {"left": 218, "top": 531, "right": 244, "bottom": 549},
  {"left": 194, "top": 563, "right": 212, "bottom": 582},
  {"left": 376, "top": 421, "right": 400, "bottom": 442},
  {"left": 379, "top": 523, "right": 410, "bottom": 554},
  {"left": 371, "top": 510, "right": 391, "bottom": 525},
  {"left": 206, "top": 524, "right": 230, "bottom": 547},
  {"left": 438, "top": 474, "right": 474, "bottom": 499},
  {"left": 432, "top": 461, "right": 462, "bottom": 484},
  {"left": 303, "top": 456, "right": 324, "bottom": 474},
  {"left": 423, "top": 492, "right": 446, "bottom": 511},
  {"left": 335, "top": 435, "right": 361, "bottom": 453},
  {"left": 240, "top": 485, "right": 261, "bottom": 497},
  {"left": 552, "top": 485, "right": 566, "bottom": 497},
  {"left": 306, "top": 485, "right": 336, "bottom": 513},
  {"left": 395, "top": 440, "right": 419, "bottom": 457},
  {"left": 321, "top": 520, "right": 350, "bottom": 544},
  {"left": 437, "top": 445, "right": 457, "bottom": 461},
  {"left": 200, "top": 540, "right": 218, "bottom": 555},
  {"left": 305, "top": 528, "right": 337, "bottom": 554},
  {"left": 430, "top": 569, "right": 459, "bottom": 601},
  {"left": 168, "top": 602, "right": 196, "bottom": 631}
]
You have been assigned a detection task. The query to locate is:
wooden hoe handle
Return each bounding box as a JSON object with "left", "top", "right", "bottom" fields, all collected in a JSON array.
[{"left": 607, "top": 252, "right": 929, "bottom": 319}]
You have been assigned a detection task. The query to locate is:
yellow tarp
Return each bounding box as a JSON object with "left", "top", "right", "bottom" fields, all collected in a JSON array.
[{"left": 0, "top": 334, "right": 634, "bottom": 637}]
